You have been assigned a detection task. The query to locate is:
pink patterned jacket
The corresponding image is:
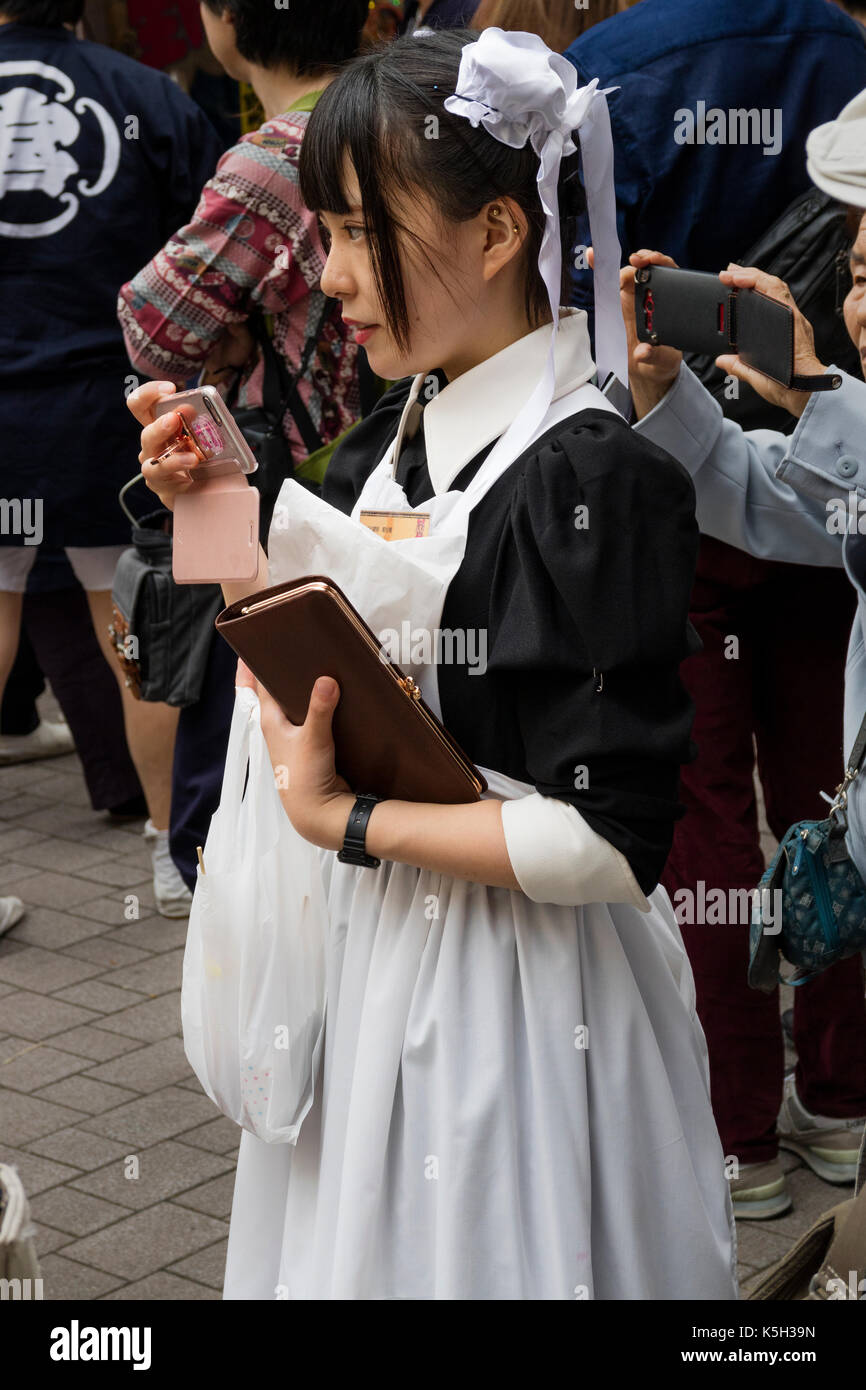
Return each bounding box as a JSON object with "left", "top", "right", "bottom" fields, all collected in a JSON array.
[{"left": 118, "top": 109, "right": 360, "bottom": 461}]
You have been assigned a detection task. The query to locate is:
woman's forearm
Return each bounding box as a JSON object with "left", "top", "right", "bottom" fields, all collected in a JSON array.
[
  {"left": 220, "top": 543, "right": 270, "bottom": 608},
  {"left": 306, "top": 791, "right": 521, "bottom": 891}
]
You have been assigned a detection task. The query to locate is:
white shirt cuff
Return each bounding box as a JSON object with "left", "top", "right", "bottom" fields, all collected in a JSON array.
[
  {"left": 501, "top": 792, "right": 651, "bottom": 911},
  {"left": 633, "top": 361, "right": 724, "bottom": 477}
]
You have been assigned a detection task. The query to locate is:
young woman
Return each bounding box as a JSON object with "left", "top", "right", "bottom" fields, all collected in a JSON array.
[{"left": 130, "top": 28, "right": 737, "bottom": 1300}]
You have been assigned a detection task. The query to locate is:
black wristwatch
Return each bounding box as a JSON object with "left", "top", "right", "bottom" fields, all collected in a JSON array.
[{"left": 337, "top": 794, "right": 381, "bottom": 868}]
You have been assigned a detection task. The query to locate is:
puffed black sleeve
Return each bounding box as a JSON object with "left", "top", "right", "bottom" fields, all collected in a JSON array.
[
  {"left": 487, "top": 412, "right": 701, "bottom": 895},
  {"left": 321, "top": 376, "right": 414, "bottom": 516}
]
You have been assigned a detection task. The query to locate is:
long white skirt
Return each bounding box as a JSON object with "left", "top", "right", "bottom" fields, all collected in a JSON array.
[{"left": 222, "top": 858, "right": 738, "bottom": 1300}]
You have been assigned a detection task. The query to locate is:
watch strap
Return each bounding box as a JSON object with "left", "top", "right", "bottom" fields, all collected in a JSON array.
[
  {"left": 337, "top": 794, "right": 381, "bottom": 868},
  {"left": 789, "top": 371, "right": 843, "bottom": 392}
]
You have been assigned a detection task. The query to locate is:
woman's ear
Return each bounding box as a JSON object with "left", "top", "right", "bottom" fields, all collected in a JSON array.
[{"left": 481, "top": 199, "right": 526, "bottom": 282}]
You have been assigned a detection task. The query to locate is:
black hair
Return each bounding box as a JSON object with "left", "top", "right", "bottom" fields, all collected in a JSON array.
[
  {"left": 298, "top": 28, "right": 587, "bottom": 353},
  {"left": 201, "top": 0, "right": 368, "bottom": 75},
  {"left": 0, "top": 0, "right": 84, "bottom": 24}
]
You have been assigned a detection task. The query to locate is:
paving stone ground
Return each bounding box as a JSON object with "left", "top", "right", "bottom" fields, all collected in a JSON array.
[
  {"left": 0, "top": 699, "right": 231, "bottom": 1301},
  {"left": 0, "top": 714, "right": 853, "bottom": 1300}
]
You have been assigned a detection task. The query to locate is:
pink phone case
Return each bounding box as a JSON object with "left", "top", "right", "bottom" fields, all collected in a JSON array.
[
  {"left": 172, "top": 475, "right": 260, "bottom": 584},
  {"left": 153, "top": 386, "right": 258, "bottom": 477}
]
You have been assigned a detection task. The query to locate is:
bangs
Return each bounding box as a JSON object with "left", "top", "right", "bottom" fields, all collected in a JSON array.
[
  {"left": 298, "top": 62, "right": 380, "bottom": 218},
  {"left": 299, "top": 57, "right": 438, "bottom": 354}
]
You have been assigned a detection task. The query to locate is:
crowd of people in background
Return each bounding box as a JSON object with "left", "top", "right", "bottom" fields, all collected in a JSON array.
[{"left": 3, "top": 0, "right": 866, "bottom": 1291}]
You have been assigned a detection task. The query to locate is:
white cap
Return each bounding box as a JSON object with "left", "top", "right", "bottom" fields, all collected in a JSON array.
[{"left": 807, "top": 88, "right": 866, "bottom": 208}]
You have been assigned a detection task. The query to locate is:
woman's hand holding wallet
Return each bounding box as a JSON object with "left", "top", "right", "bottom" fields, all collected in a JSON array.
[
  {"left": 251, "top": 672, "right": 355, "bottom": 851},
  {"left": 233, "top": 655, "right": 517, "bottom": 887},
  {"left": 241, "top": 659, "right": 517, "bottom": 887}
]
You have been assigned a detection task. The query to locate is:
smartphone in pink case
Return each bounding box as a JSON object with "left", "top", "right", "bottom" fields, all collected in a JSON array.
[
  {"left": 152, "top": 388, "right": 260, "bottom": 584},
  {"left": 153, "top": 386, "right": 258, "bottom": 477}
]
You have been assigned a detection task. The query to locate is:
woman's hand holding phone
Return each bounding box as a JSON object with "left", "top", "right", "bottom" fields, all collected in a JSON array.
[
  {"left": 716, "top": 264, "right": 827, "bottom": 419},
  {"left": 126, "top": 381, "right": 268, "bottom": 600},
  {"left": 127, "top": 381, "right": 200, "bottom": 512},
  {"left": 616, "top": 252, "right": 833, "bottom": 421},
  {"left": 589, "top": 247, "right": 683, "bottom": 421}
]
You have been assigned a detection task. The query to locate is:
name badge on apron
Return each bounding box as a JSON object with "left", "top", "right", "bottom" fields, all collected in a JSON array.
[{"left": 359, "top": 509, "right": 431, "bottom": 541}]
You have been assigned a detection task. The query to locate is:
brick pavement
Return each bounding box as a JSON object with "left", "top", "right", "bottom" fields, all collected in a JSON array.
[
  {"left": 0, "top": 732, "right": 232, "bottom": 1300},
  {"left": 0, "top": 728, "right": 851, "bottom": 1301}
]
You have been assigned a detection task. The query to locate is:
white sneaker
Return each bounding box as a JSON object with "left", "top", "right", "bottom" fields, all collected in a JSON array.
[
  {"left": 143, "top": 819, "right": 193, "bottom": 919},
  {"left": 729, "top": 1157, "right": 792, "bottom": 1221},
  {"left": 777, "top": 1071, "right": 865, "bottom": 1184},
  {"left": 0, "top": 720, "right": 74, "bottom": 765},
  {"left": 0, "top": 896, "right": 25, "bottom": 937}
]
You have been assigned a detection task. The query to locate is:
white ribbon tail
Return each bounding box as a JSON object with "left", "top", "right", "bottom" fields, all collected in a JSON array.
[{"left": 579, "top": 91, "right": 628, "bottom": 393}]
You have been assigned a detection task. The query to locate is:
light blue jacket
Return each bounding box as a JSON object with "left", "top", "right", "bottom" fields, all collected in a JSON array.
[{"left": 634, "top": 363, "right": 866, "bottom": 871}]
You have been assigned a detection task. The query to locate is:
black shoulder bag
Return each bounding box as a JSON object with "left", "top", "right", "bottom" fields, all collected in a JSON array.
[
  {"left": 229, "top": 299, "right": 330, "bottom": 539},
  {"left": 109, "top": 481, "right": 224, "bottom": 708}
]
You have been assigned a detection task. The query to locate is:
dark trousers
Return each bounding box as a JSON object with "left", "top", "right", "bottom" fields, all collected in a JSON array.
[
  {"left": 1, "top": 627, "right": 42, "bottom": 735},
  {"left": 7, "top": 589, "right": 142, "bottom": 811},
  {"left": 662, "top": 537, "right": 866, "bottom": 1163},
  {"left": 170, "top": 628, "right": 236, "bottom": 892}
]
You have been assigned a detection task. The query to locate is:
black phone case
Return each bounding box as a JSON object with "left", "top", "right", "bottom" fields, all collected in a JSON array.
[
  {"left": 635, "top": 266, "right": 732, "bottom": 357},
  {"left": 635, "top": 266, "right": 796, "bottom": 381},
  {"left": 735, "top": 288, "right": 794, "bottom": 385},
  {"left": 634, "top": 265, "right": 841, "bottom": 395}
]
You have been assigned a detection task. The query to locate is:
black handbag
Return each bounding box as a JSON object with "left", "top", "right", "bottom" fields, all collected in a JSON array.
[
  {"left": 108, "top": 480, "right": 223, "bottom": 707},
  {"left": 228, "top": 301, "right": 330, "bottom": 539}
]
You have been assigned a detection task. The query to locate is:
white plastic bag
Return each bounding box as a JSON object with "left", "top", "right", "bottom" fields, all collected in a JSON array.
[{"left": 182, "top": 685, "right": 328, "bottom": 1143}]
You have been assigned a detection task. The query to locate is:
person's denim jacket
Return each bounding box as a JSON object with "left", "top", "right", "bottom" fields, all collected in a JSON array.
[
  {"left": 563, "top": 0, "right": 866, "bottom": 334},
  {"left": 634, "top": 363, "right": 866, "bottom": 874}
]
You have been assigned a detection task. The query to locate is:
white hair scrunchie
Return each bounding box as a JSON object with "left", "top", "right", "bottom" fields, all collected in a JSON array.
[{"left": 443, "top": 27, "right": 627, "bottom": 462}]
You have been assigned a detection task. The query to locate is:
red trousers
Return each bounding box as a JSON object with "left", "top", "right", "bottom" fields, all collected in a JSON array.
[{"left": 662, "top": 537, "right": 866, "bottom": 1163}]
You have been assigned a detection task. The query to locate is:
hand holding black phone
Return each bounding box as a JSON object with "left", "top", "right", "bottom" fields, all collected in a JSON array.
[{"left": 634, "top": 265, "right": 842, "bottom": 394}]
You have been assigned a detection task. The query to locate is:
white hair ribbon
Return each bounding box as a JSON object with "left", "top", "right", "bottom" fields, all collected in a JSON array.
[{"left": 443, "top": 28, "right": 627, "bottom": 468}]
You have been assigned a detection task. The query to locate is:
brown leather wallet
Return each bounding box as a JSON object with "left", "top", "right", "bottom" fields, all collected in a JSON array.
[{"left": 215, "top": 576, "right": 486, "bottom": 804}]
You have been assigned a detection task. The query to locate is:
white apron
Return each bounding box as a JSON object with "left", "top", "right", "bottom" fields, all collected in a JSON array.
[{"left": 222, "top": 375, "right": 739, "bottom": 1301}]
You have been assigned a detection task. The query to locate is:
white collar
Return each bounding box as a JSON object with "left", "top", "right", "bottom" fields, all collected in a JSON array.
[{"left": 395, "top": 308, "right": 597, "bottom": 495}]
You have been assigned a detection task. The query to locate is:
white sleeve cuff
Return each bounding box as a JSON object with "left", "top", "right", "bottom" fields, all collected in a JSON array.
[
  {"left": 501, "top": 792, "right": 651, "bottom": 911},
  {"left": 632, "top": 361, "right": 724, "bottom": 477}
]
